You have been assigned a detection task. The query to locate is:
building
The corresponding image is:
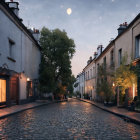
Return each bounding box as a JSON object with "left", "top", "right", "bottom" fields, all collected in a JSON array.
[
  {"left": 95, "top": 43, "right": 115, "bottom": 101},
  {"left": 77, "top": 13, "right": 140, "bottom": 105},
  {"left": 84, "top": 56, "right": 96, "bottom": 100},
  {"left": 0, "top": 0, "right": 41, "bottom": 106},
  {"left": 78, "top": 72, "right": 85, "bottom": 98},
  {"left": 73, "top": 75, "right": 80, "bottom": 96}
]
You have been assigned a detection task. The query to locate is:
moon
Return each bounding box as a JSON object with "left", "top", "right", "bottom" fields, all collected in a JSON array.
[{"left": 67, "top": 8, "right": 72, "bottom": 15}]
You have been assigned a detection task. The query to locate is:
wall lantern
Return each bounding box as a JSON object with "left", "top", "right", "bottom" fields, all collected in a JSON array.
[{"left": 27, "top": 77, "right": 30, "bottom": 81}]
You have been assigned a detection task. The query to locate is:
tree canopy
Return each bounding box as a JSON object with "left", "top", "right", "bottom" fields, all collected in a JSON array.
[{"left": 39, "top": 27, "right": 76, "bottom": 97}]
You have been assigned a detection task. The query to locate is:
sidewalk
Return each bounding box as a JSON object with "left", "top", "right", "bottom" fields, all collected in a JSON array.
[
  {"left": 78, "top": 98, "right": 140, "bottom": 125},
  {"left": 0, "top": 100, "right": 52, "bottom": 119},
  {"left": 0, "top": 99, "right": 68, "bottom": 119}
]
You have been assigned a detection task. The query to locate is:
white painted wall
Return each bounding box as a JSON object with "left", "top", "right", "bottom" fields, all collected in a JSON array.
[
  {"left": 84, "top": 61, "right": 96, "bottom": 100},
  {"left": 0, "top": 7, "right": 41, "bottom": 101},
  {"left": 79, "top": 73, "right": 85, "bottom": 98},
  {"left": 0, "top": 9, "right": 22, "bottom": 72}
]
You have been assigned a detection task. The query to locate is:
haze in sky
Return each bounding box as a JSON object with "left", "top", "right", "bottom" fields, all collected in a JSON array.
[{"left": 8, "top": 0, "right": 140, "bottom": 76}]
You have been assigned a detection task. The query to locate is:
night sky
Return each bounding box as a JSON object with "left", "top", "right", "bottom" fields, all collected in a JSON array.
[{"left": 7, "top": 0, "right": 140, "bottom": 76}]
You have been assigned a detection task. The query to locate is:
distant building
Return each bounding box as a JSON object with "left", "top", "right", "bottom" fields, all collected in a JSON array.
[
  {"left": 83, "top": 57, "right": 96, "bottom": 100},
  {"left": 73, "top": 75, "right": 80, "bottom": 96},
  {"left": 78, "top": 72, "right": 85, "bottom": 98},
  {"left": 0, "top": 0, "right": 41, "bottom": 106}
]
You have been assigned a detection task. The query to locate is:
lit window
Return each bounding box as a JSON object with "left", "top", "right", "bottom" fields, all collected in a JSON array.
[{"left": 0, "top": 79, "right": 6, "bottom": 103}]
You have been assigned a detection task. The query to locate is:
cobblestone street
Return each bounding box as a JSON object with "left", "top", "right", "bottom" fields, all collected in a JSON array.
[{"left": 0, "top": 99, "right": 140, "bottom": 140}]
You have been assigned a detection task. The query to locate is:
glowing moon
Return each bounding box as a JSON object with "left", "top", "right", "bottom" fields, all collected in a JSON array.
[{"left": 67, "top": 8, "right": 72, "bottom": 15}]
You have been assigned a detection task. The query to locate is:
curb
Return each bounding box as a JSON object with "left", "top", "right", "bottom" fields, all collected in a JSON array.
[
  {"left": 77, "top": 98, "right": 140, "bottom": 125},
  {"left": 0, "top": 99, "right": 67, "bottom": 120}
]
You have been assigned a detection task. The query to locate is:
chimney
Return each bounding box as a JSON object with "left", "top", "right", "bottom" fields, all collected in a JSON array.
[
  {"left": 89, "top": 56, "right": 92, "bottom": 61},
  {"left": 7, "top": 0, "right": 19, "bottom": 17},
  {"left": 94, "top": 52, "right": 97, "bottom": 59},
  {"left": 32, "top": 28, "right": 40, "bottom": 44},
  {"left": 97, "top": 45, "right": 103, "bottom": 57},
  {"left": 87, "top": 60, "right": 90, "bottom": 65},
  {"left": 117, "top": 22, "right": 128, "bottom": 35}
]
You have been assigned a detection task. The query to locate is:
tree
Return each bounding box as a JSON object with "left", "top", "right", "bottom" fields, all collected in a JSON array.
[
  {"left": 96, "top": 64, "right": 114, "bottom": 102},
  {"left": 114, "top": 54, "right": 137, "bottom": 95},
  {"left": 39, "top": 27, "right": 76, "bottom": 98}
]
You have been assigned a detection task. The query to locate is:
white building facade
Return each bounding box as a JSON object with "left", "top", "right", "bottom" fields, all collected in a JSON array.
[
  {"left": 78, "top": 72, "right": 85, "bottom": 98},
  {"left": 0, "top": 0, "right": 41, "bottom": 106},
  {"left": 84, "top": 58, "right": 96, "bottom": 100}
]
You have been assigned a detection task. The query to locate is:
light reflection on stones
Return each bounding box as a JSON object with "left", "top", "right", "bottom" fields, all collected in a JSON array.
[{"left": 0, "top": 99, "right": 139, "bottom": 139}]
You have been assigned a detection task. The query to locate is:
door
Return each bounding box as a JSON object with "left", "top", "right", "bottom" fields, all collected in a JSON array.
[
  {"left": 27, "top": 81, "right": 33, "bottom": 98},
  {"left": 0, "top": 79, "right": 6, "bottom": 103},
  {"left": 10, "top": 77, "right": 19, "bottom": 104}
]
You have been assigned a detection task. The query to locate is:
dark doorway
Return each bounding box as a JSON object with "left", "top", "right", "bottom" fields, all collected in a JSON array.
[{"left": 10, "top": 76, "right": 19, "bottom": 105}]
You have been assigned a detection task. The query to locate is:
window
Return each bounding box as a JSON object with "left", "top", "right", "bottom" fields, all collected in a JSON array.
[
  {"left": 90, "top": 69, "right": 92, "bottom": 78},
  {"left": 93, "top": 67, "right": 94, "bottom": 77},
  {"left": 135, "top": 35, "right": 140, "bottom": 58},
  {"left": 27, "top": 81, "right": 33, "bottom": 97},
  {"left": 97, "top": 63, "right": 99, "bottom": 76},
  {"left": 88, "top": 71, "right": 89, "bottom": 79},
  {"left": 9, "top": 39, "right": 15, "bottom": 59},
  {"left": 110, "top": 49, "right": 114, "bottom": 66},
  {"left": 118, "top": 49, "right": 122, "bottom": 66},
  {"left": 97, "top": 63, "right": 99, "bottom": 71},
  {"left": 0, "top": 79, "right": 6, "bottom": 103},
  {"left": 103, "top": 56, "right": 106, "bottom": 69}
]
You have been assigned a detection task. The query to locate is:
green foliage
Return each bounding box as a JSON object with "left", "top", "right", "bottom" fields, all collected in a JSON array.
[
  {"left": 96, "top": 64, "right": 114, "bottom": 102},
  {"left": 39, "top": 27, "right": 76, "bottom": 96},
  {"left": 114, "top": 53, "right": 137, "bottom": 95}
]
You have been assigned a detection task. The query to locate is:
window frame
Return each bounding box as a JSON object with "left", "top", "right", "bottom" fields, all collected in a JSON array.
[{"left": 7, "top": 38, "right": 16, "bottom": 62}]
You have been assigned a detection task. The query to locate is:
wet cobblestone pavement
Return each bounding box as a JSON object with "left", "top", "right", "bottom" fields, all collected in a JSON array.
[{"left": 0, "top": 99, "right": 140, "bottom": 140}]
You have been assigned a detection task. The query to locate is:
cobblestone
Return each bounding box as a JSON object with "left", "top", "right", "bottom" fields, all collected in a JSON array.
[{"left": 0, "top": 99, "right": 140, "bottom": 139}]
